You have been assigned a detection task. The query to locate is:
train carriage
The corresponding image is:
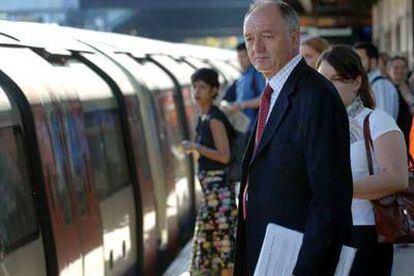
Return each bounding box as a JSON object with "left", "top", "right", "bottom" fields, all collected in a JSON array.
[{"left": 0, "top": 21, "right": 239, "bottom": 276}]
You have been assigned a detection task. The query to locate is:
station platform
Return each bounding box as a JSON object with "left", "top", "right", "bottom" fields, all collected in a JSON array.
[
  {"left": 163, "top": 241, "right": 414, "bottom": 275},
  {"left": 163, "top": 241, "right": 192, "bottom": 276}
]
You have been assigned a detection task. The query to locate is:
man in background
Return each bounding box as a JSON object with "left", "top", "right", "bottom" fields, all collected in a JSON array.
[
  {"left": 228, "top": 42, "right": 266, "bottom": 134},
  {"left": 354, "top": 42, "right": 399, "bottom": 120}
]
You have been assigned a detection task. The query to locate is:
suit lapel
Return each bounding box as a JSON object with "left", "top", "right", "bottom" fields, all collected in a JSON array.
[
  {"left": 241, "top": 117, "right": 257, "bottom": 178},
  {"left": 249, "top": 59, "right": 307, "bottom": 166}
]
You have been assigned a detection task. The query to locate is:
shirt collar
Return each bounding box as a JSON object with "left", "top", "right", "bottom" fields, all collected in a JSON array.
[
  {"left": 368, "top": 69, "right": 380, "bottom": 81},
  {"left": 267, "top": 54, "right": 302, "bottom": 93}
]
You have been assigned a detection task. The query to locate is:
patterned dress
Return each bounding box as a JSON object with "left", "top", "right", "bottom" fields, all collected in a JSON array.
[{"left": 190, "top": 171, "right": 238, "bottom": 274}]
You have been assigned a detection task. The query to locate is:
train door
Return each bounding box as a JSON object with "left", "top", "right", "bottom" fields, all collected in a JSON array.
[
  {"left": 0, "top": 84, "right": 47, "bottom": 276},
  {"left": 58, "top": 99, "right": 105, "bottom": 276},
  {"left": 104, "top": 54, "right": 177, "bottom": 254},
  {"left": 0, "top": 46, "right": 84, "bottom": 275},
  {"left": 45, "top": 103, "right": 87, "bottom": 275},
  {"left": 145, "top": 55, "right": 197, "bottom": 242},
  {"left": 75, "top": 51, "right": 158, "bottom": 275},
  {"left": 37, "top": 53, "right": 106, "bottom": 276},
  {"left": 68, "top": 59, "right": 138, "bottom": 275},
  {"left": 150, "top": 55, "right": 198, "bottom": 139}
]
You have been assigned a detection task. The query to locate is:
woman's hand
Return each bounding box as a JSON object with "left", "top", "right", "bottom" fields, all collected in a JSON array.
[{"left": 181, "top": 140, "right": 199, "bottom": 154}]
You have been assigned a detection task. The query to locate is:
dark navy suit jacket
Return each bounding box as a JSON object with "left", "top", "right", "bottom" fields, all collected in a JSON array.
[{"left": 234, "top": 59, "right": 353, "bottom": 276}]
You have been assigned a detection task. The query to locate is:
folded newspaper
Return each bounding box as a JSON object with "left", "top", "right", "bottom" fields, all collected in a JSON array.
[
  {"left": 254, "top": 223, "right": 357, "bottom": 276},
  {"left": 220, "top": 101, "right": 251, "bottom": 133}
]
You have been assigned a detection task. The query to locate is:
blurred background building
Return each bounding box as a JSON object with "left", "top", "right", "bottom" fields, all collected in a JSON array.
[
  {"left": 372, "top": 0, "right": 414, "bottom": 64},
  {"left": 0, "top": 0, "right": 373, "bottom": 48}
]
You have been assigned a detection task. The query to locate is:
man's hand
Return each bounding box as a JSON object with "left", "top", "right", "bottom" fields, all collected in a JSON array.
[{"left": 228, "top": 102, "right": 244, "bottom": 112}]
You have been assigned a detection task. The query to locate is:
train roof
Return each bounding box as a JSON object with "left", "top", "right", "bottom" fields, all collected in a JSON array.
[
  {"left": 62, "top": 26, "right": 236, "bottom": 62},
  {"left": 0, "top": 21, "right": 94, "bottom": 54}
]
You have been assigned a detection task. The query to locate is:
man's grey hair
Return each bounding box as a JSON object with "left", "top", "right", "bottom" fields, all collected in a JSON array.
[{"left": 245, "top": 0, "right": 300, "bottom": 33}]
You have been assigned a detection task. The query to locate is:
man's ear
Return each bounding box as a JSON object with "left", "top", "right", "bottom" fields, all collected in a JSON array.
[{"left": 291, "top": 30, "right": 300, "bottom": 53}]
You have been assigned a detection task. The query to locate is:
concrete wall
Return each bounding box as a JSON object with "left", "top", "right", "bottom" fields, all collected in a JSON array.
[{"left": 373, "top": 0, "right": 414, "bottom": 64}]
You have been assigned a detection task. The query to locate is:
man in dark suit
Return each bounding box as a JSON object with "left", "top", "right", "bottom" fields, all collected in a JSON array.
[{"left": 234, "top": 1, "right": 353, "bottom": 275}]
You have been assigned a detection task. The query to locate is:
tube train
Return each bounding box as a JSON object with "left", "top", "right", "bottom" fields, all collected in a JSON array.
[{"left": 0, "top": 21, "right": 239, "bottom": 276}]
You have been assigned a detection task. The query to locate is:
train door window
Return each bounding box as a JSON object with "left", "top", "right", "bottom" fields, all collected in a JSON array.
[
  {"left": 84, "top": 111, "right": 111, "bottom": 199},
  {"left": 47, "top": 109, "right": 73, "bottom": 225},
  {"left": 0, "top": 126, "right": 37, "bottom": 250},
  {"left": 100, "top": 110, "right": 129, "bottom": 190},
  {"left": 64, "top": 110, "right": 88, "bottom": 216},
  {"left": 129, "top": 100, "right": 152, "bottom": 181},
  {"left": 84, "top": 109, "right": 130, "bottom": 200}
]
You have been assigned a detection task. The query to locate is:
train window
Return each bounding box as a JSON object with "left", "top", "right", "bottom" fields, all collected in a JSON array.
[
  {"left": 85, "top": 109, "right": 130, "bottom": 200},
  {"left": 84, "top": 111, "right": 110, "bottom": 199},
  {"left": 0, "top": 126, "right": 37, "bottom": 250},
  {"left": 126, "top": 97, "right": 152, "bottom": 181},
  {"left": 47, "top": 110, "right": 73, "bottom": 225},
  {"left": 64, "top": 111, "right": 88, "bottom": 216}
]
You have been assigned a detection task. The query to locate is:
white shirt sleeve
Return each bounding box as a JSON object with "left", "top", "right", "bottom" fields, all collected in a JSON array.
[
  {"left": 372, "top": 79, "right": 399, "bottom": 120},
  {"left": 370, "top": 109, "right": 402, "bottom": 140}
]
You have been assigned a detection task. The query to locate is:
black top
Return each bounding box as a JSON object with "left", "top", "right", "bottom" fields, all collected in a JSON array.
[
  {"left": 195, "top": 105, "right": 233, "bottom": 171},
  {"left": 395, "top": 83, "right": 413, "bottom": 144}
]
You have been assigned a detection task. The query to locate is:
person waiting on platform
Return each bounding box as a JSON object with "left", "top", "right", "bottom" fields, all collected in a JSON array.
[
  {"left": 354, "top": 42, "right": 399, "bottom": 120},
  {"left": 300, "top": 36, "right": 329, "bottom": 69},
  {"left": 227, "top": 42, "right": 265, "bottom": 134},
  {"left": 182, "top": 68, "right": 237, "bottom": 276},
  {"left": 388, "top": 55, "right": 414, "bottom": 144},
  {"left": 318, "top": 45, "right": 408, "bottom": 276},
  {"left": 378, "top": 52, "right": 391, "bottom": 77}
]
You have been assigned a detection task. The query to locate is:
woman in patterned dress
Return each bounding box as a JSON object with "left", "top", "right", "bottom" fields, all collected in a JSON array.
[{"left": 182, "top": 68, "right": 237, "bottom": 276}]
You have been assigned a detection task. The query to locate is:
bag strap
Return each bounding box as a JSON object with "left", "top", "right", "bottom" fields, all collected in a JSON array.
[
  {"left": 363, "top": 112, "right": 374, "bottom": 175},
  {"left": 364, "top": 112, "right": 414, "bottom": 177},
  {"left": 370, "top": 75, "right": 386, "bottom": 86}
]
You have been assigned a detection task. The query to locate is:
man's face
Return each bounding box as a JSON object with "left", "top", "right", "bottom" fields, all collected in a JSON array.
[
  {"left": 389, "top": 59, "right": 408, "bottom": 83},
  {"left": 355, "top": 48, "right": 370, "bottom": 72},
  {"left": 243, "top": 4, "right": 299, "bottom": 78},
  {"left": 237, "top": 49, "right": 251, "bottom": 72}
]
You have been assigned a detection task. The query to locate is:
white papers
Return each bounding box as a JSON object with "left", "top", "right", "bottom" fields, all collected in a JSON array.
[
  {"left": 334, "top": 245, "right": 358, "bottom": 276},
  {"left": 254, "top": 223, "right": 303, "bottom": 276},
  {"left": 220, "top": 101, "right": 251, "bottom": 133},
  {"left": 254, "top": 223, "right": 357, "bottom": 276}
]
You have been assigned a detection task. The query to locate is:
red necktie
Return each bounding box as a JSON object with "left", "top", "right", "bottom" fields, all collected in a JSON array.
[{"left": 242, "top": 84, "right": 274, "bottom": 219}]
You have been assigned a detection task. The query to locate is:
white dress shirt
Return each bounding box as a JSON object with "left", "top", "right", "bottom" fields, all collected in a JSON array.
[{"left": 266, "top": 54, "right": 303, "bottom": 122}]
